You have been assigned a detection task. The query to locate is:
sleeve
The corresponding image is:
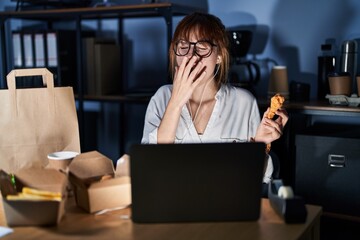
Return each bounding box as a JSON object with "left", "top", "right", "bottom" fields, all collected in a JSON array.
[
  {"left": 141, "top": 98, "right": 160, "bottom": 144},
  {"left": 249, "top": 97, "right": 261, "bottom": 140},
  {"left": 141, "top": 86, "right": 169, "bottom": 144}
]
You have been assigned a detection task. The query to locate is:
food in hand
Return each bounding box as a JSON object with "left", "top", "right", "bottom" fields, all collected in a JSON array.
[
  {"left": 6, "top": 187, "right": 62, "bottom": 201},
  {"left": 265, "top": 93, "right": 285, "bottom": 154},
  {"left": 267, "top": 93, "right": 285, "bottom": 119}
]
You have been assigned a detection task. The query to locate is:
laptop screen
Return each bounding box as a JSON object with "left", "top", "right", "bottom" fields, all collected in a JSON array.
[{"left": 130, "top": 142, "right": 265, "bottom": 223}]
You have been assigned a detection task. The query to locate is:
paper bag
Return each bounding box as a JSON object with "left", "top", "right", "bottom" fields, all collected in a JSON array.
[{"left": 0, "top": 68, "right": 80, "bottom": 173}]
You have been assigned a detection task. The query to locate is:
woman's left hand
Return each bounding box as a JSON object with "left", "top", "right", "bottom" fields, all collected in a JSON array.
[{"left": 254, "top": 107, "right": 289, "bottom": 144}]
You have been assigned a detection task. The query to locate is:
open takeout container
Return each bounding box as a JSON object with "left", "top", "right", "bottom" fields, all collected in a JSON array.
[
  {"left": 0, "top": 168, "right": 67, "bottom": 227},
  {"left": 68, "top": 151, "right": 131, "bottom": 213}
]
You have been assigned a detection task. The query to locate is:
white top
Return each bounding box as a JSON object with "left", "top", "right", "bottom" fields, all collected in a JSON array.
[{"left": 141, "top": 84, "right": 273, "bottom": 183}]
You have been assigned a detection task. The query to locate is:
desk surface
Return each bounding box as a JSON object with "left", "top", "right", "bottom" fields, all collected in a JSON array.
[{"left": 0, "top": 198, "right": 322, "bottom": 240}]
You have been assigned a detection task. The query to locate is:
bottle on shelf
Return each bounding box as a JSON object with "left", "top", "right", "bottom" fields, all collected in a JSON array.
[
  {"left": 340, "top": 40, "right": 358, "bottom": 95},
  {"left": 317, "top": 42, "right": 336, "bottom": 99}
]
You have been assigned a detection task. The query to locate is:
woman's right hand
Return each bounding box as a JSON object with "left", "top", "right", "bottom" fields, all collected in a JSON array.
[
  {"left": 169, "top": 55, "right": 207, "bottom": 108},
  {"left": 157, "top": 55, "right": 207, "bottom": 143}
]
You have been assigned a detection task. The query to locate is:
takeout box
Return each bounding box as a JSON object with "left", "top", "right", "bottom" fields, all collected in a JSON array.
[
  {"left": 0, "top": 168, "right": 67, "bottom": 227},
  {"left": 68, "top": 151, "right": 131, "bottom": 213}
]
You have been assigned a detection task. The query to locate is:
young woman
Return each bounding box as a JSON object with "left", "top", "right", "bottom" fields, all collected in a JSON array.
[{"left": 141, "top": 12, "right": 288, "bottom": 184}]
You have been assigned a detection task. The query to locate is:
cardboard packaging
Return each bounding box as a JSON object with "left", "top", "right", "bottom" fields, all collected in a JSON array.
[
  {"left": 68, "top": 151, "right": 131, "bottom": 213},
  {"left": 0, "top": 168, "right": 67, "bottom": 227}
]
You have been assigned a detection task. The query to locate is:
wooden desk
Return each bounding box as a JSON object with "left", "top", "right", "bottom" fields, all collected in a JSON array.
[{"left": 0, "top": 197, "right": 322, "bottom": 240}]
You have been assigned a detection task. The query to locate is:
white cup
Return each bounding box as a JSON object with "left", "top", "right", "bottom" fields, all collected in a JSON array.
[{"left": 47, "top": 151, "right": 79, "bottom": 171}]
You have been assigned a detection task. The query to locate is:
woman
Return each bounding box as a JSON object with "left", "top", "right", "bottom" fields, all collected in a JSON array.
[{"left": 141, "top": 12, "right": 288, "bottom": 184}]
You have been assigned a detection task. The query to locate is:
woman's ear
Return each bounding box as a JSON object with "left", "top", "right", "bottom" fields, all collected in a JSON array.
[{"left": 217, "top": 56, "right": 222, "bottom": 64}]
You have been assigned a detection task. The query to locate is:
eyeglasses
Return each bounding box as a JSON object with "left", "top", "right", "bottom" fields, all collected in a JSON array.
[{"left": 174, "top": 40, "right": 217, "bottom": 58}]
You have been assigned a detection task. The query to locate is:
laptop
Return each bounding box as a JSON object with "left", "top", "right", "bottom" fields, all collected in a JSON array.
[{"left": 129, "top": 142, "right": 266, "bottom": 223}]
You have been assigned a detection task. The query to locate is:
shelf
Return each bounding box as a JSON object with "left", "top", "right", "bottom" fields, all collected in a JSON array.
[
  {"left": 76, "top": 94, "right": 152, "bottom": 103},
  {"left": 0, "top": 3, "right": 200, "bottom": 20},
  {"left": 258, "top": 99, "right": 360, "bottom": 117}
]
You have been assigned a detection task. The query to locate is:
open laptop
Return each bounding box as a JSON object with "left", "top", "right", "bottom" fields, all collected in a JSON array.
[{"left": 129, "top": 142, "right": 265, "bottom": 223}]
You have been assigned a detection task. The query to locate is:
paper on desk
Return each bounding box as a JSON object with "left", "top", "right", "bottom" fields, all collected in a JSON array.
[
  {"left": 94, "top": 205, "right": 129, "bottom": 216},
  {"left": 0, "top": 226, "right": 13, "bottom": 237}
]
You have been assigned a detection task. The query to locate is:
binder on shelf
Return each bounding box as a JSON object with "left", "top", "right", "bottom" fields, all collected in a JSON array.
[
  {"left": 23, "top": 33, "right": 34, "bottom": 67},
  {"left": 34, "top": 32, "right": 46, "bottom": 67},
  {"left": 46, "top": 32, "right": 58, "bottom": 67},
  {"left": 11, "top": 31, "right": 23, "bottom": 67}
]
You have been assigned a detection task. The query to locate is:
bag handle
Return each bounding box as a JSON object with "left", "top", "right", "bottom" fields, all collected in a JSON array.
[
  {"left": 6, "top": 68, "right": 55, "bottom": 117},
  {"left": 6, "top": 68, "right": 54, "bottom": 90}
]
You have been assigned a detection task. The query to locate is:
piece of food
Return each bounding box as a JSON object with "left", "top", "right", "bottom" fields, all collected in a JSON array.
[
  {"left": 0, "top": 171, "right": 18, "bottom": 195},
  {"left": 6, "top": 187, "right": 62, "bottom": 201},
  {"left": 267, "top": 94, "right": 285, "bottom": 119},
  {"left": 22, "top": 187, "right": 62, "bottom": 198},
  {"left": 265, "top": 94, "right": 285, "bottom": 154}
]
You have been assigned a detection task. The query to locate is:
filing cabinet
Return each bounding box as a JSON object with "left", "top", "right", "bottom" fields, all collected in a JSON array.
[{"left": 295, "top": 130, "right": 360, "bottom": 217}]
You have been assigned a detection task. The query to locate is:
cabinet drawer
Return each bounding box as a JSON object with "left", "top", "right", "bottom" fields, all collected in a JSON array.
[{"left": 295, "top": 134, "right": 360, "bottom": 217}]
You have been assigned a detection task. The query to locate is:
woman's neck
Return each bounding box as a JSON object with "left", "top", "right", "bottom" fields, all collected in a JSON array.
[{"left": 191, "top": 80, "right": 217, "bottom": 103}]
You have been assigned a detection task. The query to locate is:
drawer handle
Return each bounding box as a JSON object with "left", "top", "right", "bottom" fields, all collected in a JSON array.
[{"left": 328, "top": 154, "right": 346, "bottom": 168}]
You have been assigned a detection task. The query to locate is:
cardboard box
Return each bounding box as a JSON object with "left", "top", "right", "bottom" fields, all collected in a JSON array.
[
  {"left": 68, "top": 151, "right": 131, "bottom": 213},
  {"left": 0, "top": 168, "right": 67, "bottom": 226}
]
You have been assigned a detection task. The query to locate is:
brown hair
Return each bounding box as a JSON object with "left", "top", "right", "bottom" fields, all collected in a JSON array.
[{"left": 169, "top": 12, "right": 229, "bottom": 89}]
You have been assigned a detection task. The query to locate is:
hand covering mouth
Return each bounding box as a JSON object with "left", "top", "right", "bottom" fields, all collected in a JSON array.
[{"left": 192, "top": 65, "right": 207, "bottom": 81}]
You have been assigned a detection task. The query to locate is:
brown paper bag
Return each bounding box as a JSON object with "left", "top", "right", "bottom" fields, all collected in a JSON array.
[{"left": 0, "top": 68, "right": 80, "bottom": 173}]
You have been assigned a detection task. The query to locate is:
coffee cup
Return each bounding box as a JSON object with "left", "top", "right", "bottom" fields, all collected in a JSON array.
[
  {"left": 328, "top": 72, "right": 352, "bottom": 96},
  {"left": 268, "top": 66, "right": 289, "bottom": 99},
  {"left": 47, "top": 151, "right": 79, "bottom": 171}
]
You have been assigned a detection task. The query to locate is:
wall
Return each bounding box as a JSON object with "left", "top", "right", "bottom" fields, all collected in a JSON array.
[{"left": 209, "top": 0, "right": 360, "bottom": 99}]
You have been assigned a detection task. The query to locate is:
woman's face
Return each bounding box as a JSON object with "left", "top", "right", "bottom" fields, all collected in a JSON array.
[{"left": 175, "top": 32, "right": 219, "bottom": 83}]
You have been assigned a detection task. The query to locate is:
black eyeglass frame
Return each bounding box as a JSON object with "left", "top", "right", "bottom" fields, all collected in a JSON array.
[{"left": 173, "top": 40, "right": 217, "bottom": 58}]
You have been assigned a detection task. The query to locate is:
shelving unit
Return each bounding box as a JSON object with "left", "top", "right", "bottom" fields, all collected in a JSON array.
[{"left": 0, "top": 3, "right": 198, "bottom": 156}]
